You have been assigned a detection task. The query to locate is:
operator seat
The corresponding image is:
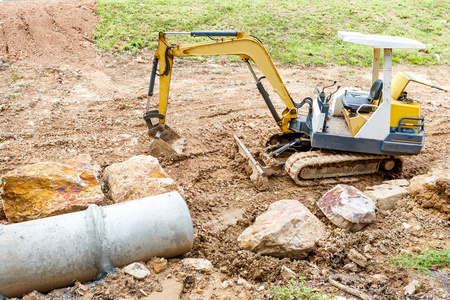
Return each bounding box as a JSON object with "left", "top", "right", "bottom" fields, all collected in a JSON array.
[{"left": 342, "top": 79, "right": 383, "bottom": 113}]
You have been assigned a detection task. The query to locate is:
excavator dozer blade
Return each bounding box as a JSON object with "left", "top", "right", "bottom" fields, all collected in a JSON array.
[{"left": 148, "top": 125, "right": 185, "bottom": 157}]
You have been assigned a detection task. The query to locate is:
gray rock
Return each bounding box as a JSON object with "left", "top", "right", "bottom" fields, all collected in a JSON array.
[
  {"left": 317, "top": 185, "right": 376, "bottom": 231},
  {"left": 182, "top": 258, "right": 213, "bottom": 273},
  {"left": 364, "top": 179, "right": 409, "bottom": 210},
  {"left": 237, "top": 200, "right": 325, "bottom": 259},
  {"left": 348, "top": 249, "right": 367, "bottom": 267},
  {"left": 123, "top": 262, "right": 150, "bottom": 279}
]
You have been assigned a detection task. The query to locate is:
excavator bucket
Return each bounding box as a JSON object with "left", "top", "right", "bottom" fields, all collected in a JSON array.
[{"left": 148, "top": 124, "right": 185, "bottom": 157}]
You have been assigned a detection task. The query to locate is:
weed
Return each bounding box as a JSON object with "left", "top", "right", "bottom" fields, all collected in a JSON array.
[
  {"left": 95, "top": 0, "right": 449, "bottom": 66},
  {"left": 390, "top": 247, "right": 450, "bottom": 274},
  {"left": 8, "top": 92, "right": 16, "bottom": 99},
  {"left": 271, "top": 277, "right": 323, "bottom": 300},
  {"left": 10, "top": 73, "right": 22, "bottom": 83}
]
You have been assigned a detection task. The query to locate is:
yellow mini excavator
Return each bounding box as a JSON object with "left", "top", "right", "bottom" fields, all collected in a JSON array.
[{"left": 143, "top": 31, "right": 446, "bottom": 186}]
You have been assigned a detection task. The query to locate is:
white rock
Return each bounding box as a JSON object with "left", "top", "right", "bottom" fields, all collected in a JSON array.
[
  {"left": 348, "top": 249, "right": 367, "bottom": 267},
  {"left": 400, "top": 249, "right": 410, "bottom": 256},
  {"left": 182, "top": 258, "right": 213, "bottom": 273},
  {"left": 363, "top": 244, "right": 375, "bottom": 254},
  {"left": 237, "top": 200, "right": 325, "bottom": 259},
  {"left": 371, "top": 274, "right": 388, "bottom": 284},
  {"left": 343, "top": 262, "right": 359, "bottom": 272},
  {"left": 364, "top": 179, "right": 409, "bottom": 210},
  {"left": 402, "top": 222, "right": 412, "bottom": 230},
  {"left": 281, "top": 265, "right": 297, "bottom": 280},
  {"left": 404, "top": 279, "right": 419, "bottom": 295},
  {"left": 123, "top": 262, "right": 150, "bottom": 279},
  {"left": 317, "top": 185, "right": 376, "bottom": 231},
  {"left": 236, "top": 278, "right": 253, "bottom": 290},
  {"left": 222, "top": 280, "right": 231, "bottom": 289}
]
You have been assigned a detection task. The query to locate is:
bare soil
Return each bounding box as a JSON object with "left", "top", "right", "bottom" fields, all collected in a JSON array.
[{"left": 1, "top": 0, "right": 449, "bottom": 299}]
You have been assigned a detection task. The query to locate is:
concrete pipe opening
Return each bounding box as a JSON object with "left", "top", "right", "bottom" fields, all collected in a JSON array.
[{"left": 0, "top": 191, "right": 194, "bottom": 298}]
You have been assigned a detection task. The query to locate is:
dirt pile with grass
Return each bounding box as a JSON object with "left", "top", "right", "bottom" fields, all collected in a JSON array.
[{"left": 0, "top": 0, "right": 98, "bottom": 64}]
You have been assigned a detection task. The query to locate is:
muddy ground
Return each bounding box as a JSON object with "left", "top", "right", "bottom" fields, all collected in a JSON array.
[{"left": 0, "top": 0, "right": 449, "bottom": 299}]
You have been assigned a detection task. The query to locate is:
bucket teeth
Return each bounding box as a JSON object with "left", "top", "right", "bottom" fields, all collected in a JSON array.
[{"left": 148, "top": 125, "right": 185, "bottom": 157}]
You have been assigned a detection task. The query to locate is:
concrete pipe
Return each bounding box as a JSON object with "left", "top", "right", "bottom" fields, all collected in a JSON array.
[{"left": 0, "top": 191, "right": 194, "bottom": 298}]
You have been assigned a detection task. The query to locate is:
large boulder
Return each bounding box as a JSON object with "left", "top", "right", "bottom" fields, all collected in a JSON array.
[
  {"left": 237, "top": 200, "right": 325, "bottom": 259},
  {"left": 318, "top": 185, "right": 376, "bottom": 231},
  {"left": 364, "top": 179, "right": 409, "bottom": 211},
  {"left": 409, "top": 156, "right": 450, "bottom": 214},
  {"left": 104, "top": 155, "right": 179, "bottom": 203},
  {"left": 0, "top": 154, "right": 103, "bottom": 223}
]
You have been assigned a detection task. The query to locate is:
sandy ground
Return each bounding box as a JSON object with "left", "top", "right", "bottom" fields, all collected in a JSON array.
[{"left": 1, "top": 0, "right": 450, "bottom": 299}]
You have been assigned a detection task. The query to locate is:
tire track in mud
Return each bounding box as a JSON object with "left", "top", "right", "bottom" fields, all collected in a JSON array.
[
  {"left": 17, "top": 12, "right": 36, "bottom": 57},
  {"left": 0, "top": 21, "right": 8, "bottom": 55},
  {"left": 43, "top": 6, "right": 78, "bottom": 55}
]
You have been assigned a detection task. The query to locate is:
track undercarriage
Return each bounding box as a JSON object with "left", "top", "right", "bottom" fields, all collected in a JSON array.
[
  {"left": 263, "top": 132, "right": 403, "bottom": 185},
  {"left": 234, "top": 132, "right": 403, "bottom": 190},
  {"left": 284, "top": 151, "right": 402, "bottom": 185}
]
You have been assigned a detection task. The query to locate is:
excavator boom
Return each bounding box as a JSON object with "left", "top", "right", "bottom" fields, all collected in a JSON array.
[{"left": 144, "top": 31, "right": 299, "bottom": 134}]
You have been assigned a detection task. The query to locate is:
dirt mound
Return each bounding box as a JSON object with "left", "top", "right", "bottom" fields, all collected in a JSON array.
[
  {"left": 416, "top": 178, "right": 450, "bottom": 215},
  {"left": 0, "top": 0, "right": 99, "bottom": 64}
]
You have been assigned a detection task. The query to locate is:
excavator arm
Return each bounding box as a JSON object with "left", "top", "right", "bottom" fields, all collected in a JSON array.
[{"left": 144, "top": 31, "right": 298, "bottom": 133}]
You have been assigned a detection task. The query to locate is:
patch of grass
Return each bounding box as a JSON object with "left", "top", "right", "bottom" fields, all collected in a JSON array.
[
  {"left": 271, "top": 277, "right": 323, "bottom": 300},
  {"left": 95, "top": 0, "right": 450, "bottom": 66},
  {"left": 390, "top": 247, "right": 450, "bottom": 274}
]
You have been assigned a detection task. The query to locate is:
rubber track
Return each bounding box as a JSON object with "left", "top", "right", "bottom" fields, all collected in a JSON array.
[{"left": 285, "top": 151, "right": 394, "bottom": 185}]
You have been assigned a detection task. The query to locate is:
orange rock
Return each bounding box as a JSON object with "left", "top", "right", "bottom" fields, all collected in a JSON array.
[
  {"left": 104, "top": 155, "right": 179, "bottom": 203},
  {"left": 149, "top": 257, "right": 168, "bottom": 274},
  {"left": 0, "top": 199, "right": 5, "bottom": 220},
  {"left": 0, "top": 154, "right": 103, "bottom": 223}
]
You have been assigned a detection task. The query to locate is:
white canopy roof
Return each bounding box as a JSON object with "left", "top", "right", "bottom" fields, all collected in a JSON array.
[{"left": 337, "top": 31, "right": 426, "bottom": 49}]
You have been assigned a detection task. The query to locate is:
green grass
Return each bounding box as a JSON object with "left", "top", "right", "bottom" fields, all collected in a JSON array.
[
  {"left": 390, "top": 247, "right": 450, "bottom": 274},
  {"left": 95, "top": 0, "right": 449, "bottom": 66},
  {"left": 271, "top": 278, "right": 323, "bottom": 300}
]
